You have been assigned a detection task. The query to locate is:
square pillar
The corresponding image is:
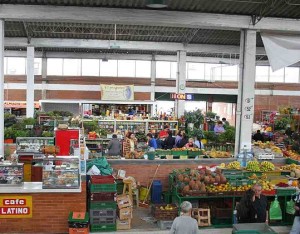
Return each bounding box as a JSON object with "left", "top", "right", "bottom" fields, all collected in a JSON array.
[
  {"left": 235, "top": 29, "right": 256, "bottom": 154},
  {"left": 26, "top": 46, "right": 35, "bottom": 118},
  {"left": 0, "top": 20, "right": 4, "bottom": 158},
  {"left": 176, "top": 50, "right": 187, "bottom": 118}
]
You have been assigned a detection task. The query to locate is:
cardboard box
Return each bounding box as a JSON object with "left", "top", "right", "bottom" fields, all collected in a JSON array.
[
  {"left": 117, "top": 218, "right": 131, "bottom": 230},
  {"left": 118, "top": 207, "right": 133, "bottom": 220},
  {"left": 116, "top": 194, "right": 132, "bottom": 209}
]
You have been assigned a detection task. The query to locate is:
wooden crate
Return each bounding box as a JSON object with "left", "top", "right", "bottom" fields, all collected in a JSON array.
[
  {"left": 116, "top": 194, "right": 132, "bottom": 209},
  {"left": 116, "top": 218, "right": 131, "bottom": 230},
  {"left": 151, "top": 204, "right": 178, "bottom": 221},
  {"left": 118, "top": 207, "right": 132, "bottom": 220}
]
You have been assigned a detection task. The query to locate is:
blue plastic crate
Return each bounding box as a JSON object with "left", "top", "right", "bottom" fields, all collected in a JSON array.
[{"left": 151, "top": 180, "right": 162, "bottom": 204}]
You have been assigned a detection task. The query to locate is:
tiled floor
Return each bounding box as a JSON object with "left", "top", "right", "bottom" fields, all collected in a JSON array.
[{"left": 92, "top": 207, "right": 292, "bottom": 234}]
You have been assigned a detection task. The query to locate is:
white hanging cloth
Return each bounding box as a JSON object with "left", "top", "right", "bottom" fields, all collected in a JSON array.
[{"left": 261, "top": 32, "right": 300, "bottom": 71}]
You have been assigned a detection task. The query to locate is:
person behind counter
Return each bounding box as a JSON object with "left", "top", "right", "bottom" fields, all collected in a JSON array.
[
  {"left": 237, "top": 189, "right": 256, "bottom": 223},
  {"left": 214, "top": 121, "right": 225, "bottom": 134},
  {"left": 159, "top": 125, "right": 169, "bottom": 139},
  {"left": 175, "top": 130, "right": 183, "bottom": 147},
  {"left": 154, "top": 133, "right": 163, "bottom": 149},
  {"left": 176, "top": 132, "right": 188, "bottom": 148},
  {"left": 107, "top": 134, "right": 121, "bottom": 156},
  {"left": 289, "top": 178, "right": 300, "bottom": 234},
  {"left": 147, "top": 133, "right": 157, "bottom": 149},
  {"left": 164, "top": 131, "right": 176, "bottom": 149},
  {"left": 253, "top": 130, "right": 264, "bottom": 142},
  {"left": 123, "top": 132, "right": 137, "bottom": 158},
  {"left": 185, "top": 138, "right": 197, "bottom": 148},
  {"left": 252, "top": 184, "right": 268, "bottom": 223},
  {"left": 194, "top": 136, "right": 204, "bottom": 149}
]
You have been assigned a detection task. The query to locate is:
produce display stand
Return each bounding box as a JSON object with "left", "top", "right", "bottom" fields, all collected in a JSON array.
[{"left": 168, "top": 170, "right": 297, "bottom": 228}]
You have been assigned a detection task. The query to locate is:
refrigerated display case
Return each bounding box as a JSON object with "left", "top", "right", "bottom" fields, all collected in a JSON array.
[
  {"left": 16, "top": 137, "right": 55, "bottom": 154},
  {"left": 0, "top": 163, "right": 24, "bottom": 186},
  {"left": 42, "top": 156, "right": 80, "bottom": 189}
]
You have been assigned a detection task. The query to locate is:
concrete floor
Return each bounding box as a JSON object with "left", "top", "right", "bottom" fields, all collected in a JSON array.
[{"left": 92, "top": 207, "right": 292, "bottom": 234}]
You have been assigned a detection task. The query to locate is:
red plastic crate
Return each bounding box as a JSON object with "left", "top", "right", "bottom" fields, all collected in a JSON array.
[
  {"left": 90, "top": 192, "right": 116, "bottom": 202},
  {"left": 262, "top": 189, "right": 276, "bottom": 196},
  {"left": 90, "top": 175, "right": 115, "bottom": 184},
  {"left": 69, "top": 227, "right": 89, "bottom": 234}
]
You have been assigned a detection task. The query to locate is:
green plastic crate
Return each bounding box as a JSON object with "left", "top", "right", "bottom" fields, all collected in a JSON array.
[
  {"left": 232, "top": 223, "right": 277, "bottom": 234},
  {"left": 229, "top": 179, "right": 253, "bottom": 186},
  {"left": 90, "top": 223, "right": 116, "bottom": 232},
  {"left": 171, "top": 150, "right": 188, "bottom": 156},
  {"left": 187, "top": 150, "right": 203, "bottom": 156},
  {"left": 156, "top": 150, "right": 171, "bottom": 156},
  {"left": 286, "top": 158, "right": 300, "bottom": 165},
  {"left": 89, "top": 182, "right": 117, "bottom": 193},
  {"left": 276, "top": 188, "right": 296, "bottom": 196},
  {"left": 89, "top": 201, "right": 116, "bottom": 209},
  {"left": 116, "top": 180, "right": 124, "bottom": 195}
]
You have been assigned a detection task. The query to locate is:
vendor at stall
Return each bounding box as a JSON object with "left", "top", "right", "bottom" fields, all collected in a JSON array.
[
  {"left": 147, "top": 133, "right": 157, "bottom": 149},
  {"left": 185, "top": 138, "right": 198, "bottom": 148},
  {"left": 214, "top": 121, "right": 225, "bottom": 134},
  {"left": 107, "top": 134, "right": 121, "bottom": 156},
  {"left": 159, "top": 125, "right": 169, "bottom": 139},
  {"left": 123, "top": 132, "right": 138, "bottom": 158}
]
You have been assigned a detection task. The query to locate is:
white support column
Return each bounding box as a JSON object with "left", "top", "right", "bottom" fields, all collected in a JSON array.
[
  {"left": 150, "top": 55, "right": 156, "bottom": 117},
  {"left": 235, "top": 30, "right": 256, "bottom": 155},
  {"left": 0, "top": 20, "right": 4, "bottom": 158},
  {"left": 150, "top": 56, "right": 156, "bottom": 101},
  {"left": 176, "top": 50, "right": 187, "bottom": 118},
  {"left": 26, "top": 46, "right": 35, "bottom": 118},
  {"left": 41, "top": 56, "right": 47, "bottom": 101}
]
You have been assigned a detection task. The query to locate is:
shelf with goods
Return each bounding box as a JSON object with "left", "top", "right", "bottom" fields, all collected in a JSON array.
[
  {"left": 115, "top": 120, "right": 147, "bottom": 134},
  {"left": 0, "top": 163, "right": 24, "bottom": 186},
  {"left": 98, "top": 120, "right": 116, "bottom": 136},
  {"left": 147, "top": 120, "right": 178, "bottom": 134},
  {"left": 85, "top": 138, "right": 111, "bottom": 158}
]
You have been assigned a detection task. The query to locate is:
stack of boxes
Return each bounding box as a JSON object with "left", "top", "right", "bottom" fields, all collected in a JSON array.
[
  {"left": 116, "top": 194, "right": 133, "bottom": 230},
  {"left": 88, "top": 175, "right": 117, "bottom": 232},
  {"left": 68, "top": 212, "right": 89, "bottom": 234}
]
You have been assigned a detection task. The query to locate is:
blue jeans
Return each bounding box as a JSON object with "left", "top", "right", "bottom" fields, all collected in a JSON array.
[{"left": 290, "top": 216, "right": 300, "bottom": 234}]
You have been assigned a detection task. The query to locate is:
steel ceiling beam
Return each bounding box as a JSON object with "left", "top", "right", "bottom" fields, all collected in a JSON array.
[
  {"left": 4, "top": 37, "right": 267, "bottom": 55},
  {"left": 0, "top": 4, "right": 299, "bottom": 32}
]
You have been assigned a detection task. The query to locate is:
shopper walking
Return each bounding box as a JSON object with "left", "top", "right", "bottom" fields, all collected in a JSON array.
[
  {"left": 290, "top": 178, "right": 300, "bottom": 234},
  {"left": 107, "top": 134, "right": 121, "bottom": 156},
  {"left": 170, "top": 201, "right": 199, "bottom": 234},
  {"left": 252, "top": 184, "right": 268, "bottom": 223}
]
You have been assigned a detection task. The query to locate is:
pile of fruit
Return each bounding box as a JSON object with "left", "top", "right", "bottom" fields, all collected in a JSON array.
[
  {"left": 174, "top": 168, "right": 227, "bottom": 195},
  {"left": 280, "top": 164, "right": 300, "bottom": 170},
  {"left": 282, "top": 150, "right": 300, "bottom": 161},
  {"left": 225, "top": 161, "right": 241, "bottom": 170},
  {"left": 159, "top": 204, "right": 176, "bottom": 211},
  {"left": 206, "top": 149, "right": 232, "bottom": 158},
  {"left": 246, "top": 160, "right": 275, "bottom": 172},
  {"left": 206, "top": 183, "right": 251, "bottom": 193}
]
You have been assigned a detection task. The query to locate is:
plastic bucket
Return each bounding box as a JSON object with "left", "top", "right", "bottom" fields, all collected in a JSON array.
[
  {"left": 147, "top": 152, "right": 155, "bottom": 160},
  {"left": 139, "top": 187, "right": 149, "bottom": 201}
]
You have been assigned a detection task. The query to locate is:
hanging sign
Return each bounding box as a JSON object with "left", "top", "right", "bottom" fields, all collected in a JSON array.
[
  {"left": 4, "top": 101, "right": 40, "bottom": 109},
  {"left": 101, "top": 85, "right": 134, "bottom": 101},
  {"left": 170, "top": 93, "right": 194, "bottom": 100},
  {"left": 0, "top": 196, "right": 32, "bottom": 218}
]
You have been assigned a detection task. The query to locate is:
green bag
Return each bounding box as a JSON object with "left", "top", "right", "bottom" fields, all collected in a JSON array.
[
  {"left": 286, "top": 198, "right": 295, "bottom": 215},
  {"left": 270, "top": 197, "right": 282, "bottom": 220}
]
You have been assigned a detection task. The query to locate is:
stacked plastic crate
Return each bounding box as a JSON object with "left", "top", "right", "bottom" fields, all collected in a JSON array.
[{"left": 88, "top": 175, "right": 117, "bottom": 232}]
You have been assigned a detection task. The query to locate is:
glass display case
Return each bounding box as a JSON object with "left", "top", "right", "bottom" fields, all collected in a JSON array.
[
  {"left": 0, "top": 163, "right": 24, "bottom": 186},
  {"left": 42, "top": 156, "right": 80, "bottom": 189},
  {"left": 16, "top": 137, "right": 55, "bottom": 154}
]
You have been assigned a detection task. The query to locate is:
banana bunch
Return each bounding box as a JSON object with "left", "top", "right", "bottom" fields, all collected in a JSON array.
[
  {"left": 270, "top": 146, "right": 282, "bottom": 153},
  {"left": 219, "top": 163, "right": 226, "bottom": 169},
  {"left": 248, "top": 173, "right": 259, "bottom": 180},
  {"left": 226, "top": 161, "right": 241, "bottom": 170},
  {"left": 260, "top": 161, "right": 275, "bottom": 172},
  {"left": 246, "top": 160, "right": 260, "bottom": 172},
  {"left": 281, "top": 164, "right": 300, "bottom": 170}
]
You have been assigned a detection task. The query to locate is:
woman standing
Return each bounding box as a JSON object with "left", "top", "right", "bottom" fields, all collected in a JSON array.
[
  {"left": 237, "top": 189, "right": 257, "bottom": 223},
  {"left": 123, "top": 132, "right": 137, "bottom": 159}
]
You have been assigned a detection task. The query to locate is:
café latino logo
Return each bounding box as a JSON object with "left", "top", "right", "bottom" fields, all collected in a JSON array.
[{"left": 0, "top": 196, "right": 32, "bottom": 218}]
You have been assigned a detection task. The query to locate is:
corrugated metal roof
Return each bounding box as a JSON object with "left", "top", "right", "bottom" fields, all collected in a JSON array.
[{"left": 0, "top": 0, "right": 299, "bottom": 18}]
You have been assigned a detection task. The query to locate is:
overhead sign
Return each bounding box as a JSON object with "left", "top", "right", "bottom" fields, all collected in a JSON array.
[
  {"left": 101, "top": 85, "right": 134, "bottom": 101},
  {"left": 4, "top": 101, "right": 40, "bottom": 109},
  {"left": 170, "top": 93, "right": 194, "bottom": 100},
  {"left": 0, "top": 196, "right": 32, "bottom": 218}
]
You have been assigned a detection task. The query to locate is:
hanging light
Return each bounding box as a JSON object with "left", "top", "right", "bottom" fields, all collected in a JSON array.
[{"left": 146, "top": 0, "right": 168, "bottom": 8}]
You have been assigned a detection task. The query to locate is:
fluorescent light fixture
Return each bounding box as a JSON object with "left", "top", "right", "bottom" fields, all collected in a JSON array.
[
  {"left": 102, "top": 57, "right": 108, "bottom": 62},
  {"left": 146, "top": 0, "right": 168, "bottom": 8}
]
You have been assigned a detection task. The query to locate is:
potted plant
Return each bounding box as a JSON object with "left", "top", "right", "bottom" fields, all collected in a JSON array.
[{"left": 4, "top": 127, "right": 15, "bottom": 143}]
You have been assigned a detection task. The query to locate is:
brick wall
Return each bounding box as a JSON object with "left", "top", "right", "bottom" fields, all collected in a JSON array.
[{"left": 0, "top": 182, "right": 86, "bottom": 233}]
